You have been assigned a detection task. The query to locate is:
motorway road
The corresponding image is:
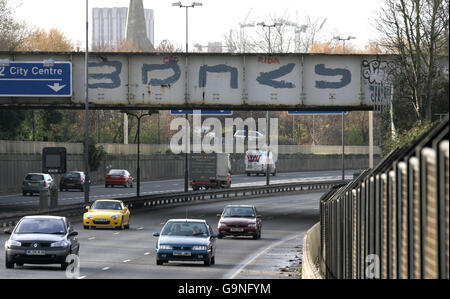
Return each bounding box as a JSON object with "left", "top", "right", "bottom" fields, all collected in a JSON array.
[
  {"left": 0, "top": 170, "right": 354, "bottom": 215},
  {"left": 0, "top": 192, "right": 322, "bottom": 279}
]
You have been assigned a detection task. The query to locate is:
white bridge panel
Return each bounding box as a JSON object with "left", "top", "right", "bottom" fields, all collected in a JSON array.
[{"left": 0, "top": 52, "right": 412, "bottom": 110}]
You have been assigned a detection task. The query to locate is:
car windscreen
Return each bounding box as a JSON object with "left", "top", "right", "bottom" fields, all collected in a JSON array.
[
  {"left": 161, "top": 221, "right": 208, "bottom": 237},
  {"left": 223, "top": 207, "right": 255, "bottom": 218},
  {"left": 25, "top": 174, "right": 44, "bottom": 181},
  {"left": 65, "top": 172, "right": 81, "bottom": 178},
  {"left": 15, "top": 219, "right": 66, "bottom": 235},
  {"left": 92, "top": 201, "right": 122, "bottom": 210}
]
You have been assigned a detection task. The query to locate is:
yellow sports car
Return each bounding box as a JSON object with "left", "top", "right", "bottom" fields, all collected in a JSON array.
[{"left": 83, "top": 200, "right": 130, "bottom": 230}]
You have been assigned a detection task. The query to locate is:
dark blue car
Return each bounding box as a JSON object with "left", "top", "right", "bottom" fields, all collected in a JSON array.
[{"left": 153, "top": 219, "right": 217, "bottom": 266}]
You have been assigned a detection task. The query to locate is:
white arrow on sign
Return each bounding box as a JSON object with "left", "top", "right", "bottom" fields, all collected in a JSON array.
[{"left": 48, "top": 83, "right": 66, "bottom": 92}]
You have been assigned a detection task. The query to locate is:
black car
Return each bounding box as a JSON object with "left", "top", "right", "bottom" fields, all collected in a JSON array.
[
  {"left": 60, "top": 171, "right": 88, "bottom": 192},
  {"left": 4, "top": 216, "right": 80, "bottom": 270}
]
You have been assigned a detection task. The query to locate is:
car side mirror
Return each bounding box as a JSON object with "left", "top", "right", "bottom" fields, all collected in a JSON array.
[
  {"left": 123, "top": 207, "right": 128, "bottom": 213},
  {"left": 216, "top": 214, "right": 222, "bottom": 218},
  {"left": 257, "top": 215, "right": 262, "bottom": 219},
  {"left": 85, "top": 206, "right": 90, "bottom": 211},
  {"left": 69, "top": 231, "right": 78, "bottom": 237},
  {"left": 4, "top": 229, "right": 12, "bottom": 235},
  {"left": 153, "top": 232, "right": 160, "bottom": 237}
]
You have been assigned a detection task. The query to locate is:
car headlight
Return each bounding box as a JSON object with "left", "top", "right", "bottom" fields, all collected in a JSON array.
[
  {"left": 159, "top": 245, "right": 173, "bottom": 250},
  {"left": 192, "top": 245, "right": 208, "bottom": 251},
  {"left": 111, "top": 215, "right": 121, "bottom": 220},
  {"left": 6, "top": 240, "right": 21, "bottom": 248},
  {"left": 248, "top": 223, "right": 257, "bottom": 228},
  {"left": 85, "top": 214, "right": 92, "bottom": 219},
  {"left": 50, "top": 240, "right": 69, "bottom": 248},
  {"left": 219, "top": 223, "right": 227, "bottom": 227}
]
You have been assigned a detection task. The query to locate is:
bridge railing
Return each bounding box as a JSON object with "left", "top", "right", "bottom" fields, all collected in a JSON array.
[{"left": 320, "top": 116, "right": 449, "bottom": 279}]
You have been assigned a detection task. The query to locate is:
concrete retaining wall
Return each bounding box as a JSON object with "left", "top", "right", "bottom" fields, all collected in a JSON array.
[
  {"left": 302, "top": 222, "right": 324, "bottom": 279},
  {"left": 0, "top": 153, "right": 379, "bottom": 193}
]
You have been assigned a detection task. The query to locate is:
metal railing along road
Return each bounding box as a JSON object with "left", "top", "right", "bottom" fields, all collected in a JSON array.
[
  {"left": 1, "top": 180, "right": 347, "bottom": 229},
  {"left": 320, "top": 117, "right": 449, "bottom": 279}
]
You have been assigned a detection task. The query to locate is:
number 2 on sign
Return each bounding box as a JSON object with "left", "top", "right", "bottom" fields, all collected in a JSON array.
[{"left": 0, "top": 67, "right": 5, "bottom": 76}]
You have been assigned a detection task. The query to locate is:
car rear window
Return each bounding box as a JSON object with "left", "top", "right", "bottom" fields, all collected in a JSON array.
[
  {"left": 25, "top": 174, "right": 44, "bottom": 181},
  {"left": 108, "top": 170, "right": 125, "bottom": 175},
  {"left": 65, "top": 172, "right": 81, "bottom": 178}
]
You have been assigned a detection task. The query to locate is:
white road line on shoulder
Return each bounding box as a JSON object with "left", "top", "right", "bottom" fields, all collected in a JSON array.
[
  {"left": 144, "top": 252, "right": 151, "bottom": 256},
  {"left": 102, "top": 267, "right": 110, "bottom": 271},
  {"left": 226, "top": 233, "right": 303, "bottom": 279},
  {"left": 123, "top": 259, "right": 131, "bottom": 263},
  {"left": 88, "top": 237, "right": 96, "bottom": 240}
]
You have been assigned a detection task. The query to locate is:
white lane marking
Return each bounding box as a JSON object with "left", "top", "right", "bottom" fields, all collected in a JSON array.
[
  {"left": 113, "top": 232, "right": 120, "bottom": 235},
  {"left": 88, "top": 237, "right": 96, "bottom": 240},
  {"left": 226, "top": 233, "right": 303, "bottom": 279},
  {"left": 102, "top": 267, "right": 110, "bottom": 271},
  {"left": 123, "top": 259, "right": 131, "bottom": 263},
  {"left": 144, "top": 252, "right": 151, "bottom": 256},
  {"left": 77, "top": 276, "right": 87, "bottom": 279},
  {"left": 137, "top": 227, "right": 144, "bottom": 230}
]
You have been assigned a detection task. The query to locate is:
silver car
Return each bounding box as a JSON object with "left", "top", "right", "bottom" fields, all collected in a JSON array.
[
  {"left": 22, "top": 173, "right": 54, "bottom": 196},
  {"left": 4, "top": 216, "right": 80, "bottom": 270}
]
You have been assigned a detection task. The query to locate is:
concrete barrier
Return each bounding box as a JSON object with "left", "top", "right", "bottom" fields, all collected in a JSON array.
[{"left": 302, "top": 222, "right": 324, "bottom": 279}]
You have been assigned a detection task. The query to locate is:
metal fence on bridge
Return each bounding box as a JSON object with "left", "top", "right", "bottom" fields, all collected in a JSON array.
[{"left": 320, "top": 116, "right": 449, "bottom": 279}]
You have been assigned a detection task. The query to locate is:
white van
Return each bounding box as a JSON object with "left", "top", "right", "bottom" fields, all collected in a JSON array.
[{"left": 245, "top": 150, "right": 276, "bottom": 176}]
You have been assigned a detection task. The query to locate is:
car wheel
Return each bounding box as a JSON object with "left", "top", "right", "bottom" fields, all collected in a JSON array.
[
  {"left": 60, "top": 262, "right": 68, "bottom": 270},
  {"left": 218, "top": 234, "right": 224, "bottom": 239},
  {"left": 105, "top": 184, "right": 108, "bottom": 188},
  {"left": 156, "top": 260, "right": 164, "bottom": 265},
  {"left": 5, "top": 256, "right": 14, "bottom": 269},
  {"left": 124, "top": 219, "right": 130, "bottom": 230},
  {"left": 117, "top": 219, "right": 124, "bottom": 230},
  {"left": 80, "top": 185, "right": 84, "bottom": 192},
  {"left": 59, "top": 188, "right": 63, "bottom": 192},
  {"left": 83, "top": 225, "right": 89, "bottom": 230},
  {"left": 22, "top": 191, "right": 26, "bottom": 196},
  {"left": 204, "top": 256, "right": 211, "bottom": 266},
  {"left": 247, "top": 173, "right": 250, "bottom": 176},
  {"left": 15, "top": 262, "right": 23, "bottom": 267}
]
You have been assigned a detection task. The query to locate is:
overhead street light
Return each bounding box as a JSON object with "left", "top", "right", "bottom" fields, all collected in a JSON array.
[
  {"left": 333, "top": 35, "right": 356, "bottom": 54},
  {"left": 172, "top": 2, "right": 203, "bottom": 193}
]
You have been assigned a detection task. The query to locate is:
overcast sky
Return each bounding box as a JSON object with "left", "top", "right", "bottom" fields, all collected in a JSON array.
[{"left": 13, "top": 0, "right": 382, "bottom": 50}]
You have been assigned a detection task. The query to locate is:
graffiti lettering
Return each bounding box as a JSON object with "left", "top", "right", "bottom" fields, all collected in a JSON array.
[
  {"left": 256, "top": 63, "right": 296, "bottom": 89},
  {"left": 88, "top": 61, "right": 122, "bottom": 89},
  {"left": 142, "top": 60, "right": 181, "bottom": 86},
  {"left": 258, "top": 57, "right": 280, "bottom": 64},
  {"left": 315, "top": 64, "right": 351, "bottom": 89},
  {"left": 199, "top": 64, "right": 239, "bottom": 89}
]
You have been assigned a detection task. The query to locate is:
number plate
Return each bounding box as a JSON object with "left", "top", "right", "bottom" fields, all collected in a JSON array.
[
  {"left": 95, "top": 218, "right": 109, "bottom": 223},
  {"left": 230, "top": 228, "right": 244, "bottom": 232},
  {"left": 173, "top": 251, "right": 191, "bottom": 256},
  {"left": 26, "top": 250, "right": 46, "bottom": 255}
]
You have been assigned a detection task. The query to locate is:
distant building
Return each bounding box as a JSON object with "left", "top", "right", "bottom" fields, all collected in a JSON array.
[{"left": 92, "top": 7, "right": 154, "bottom": 50}]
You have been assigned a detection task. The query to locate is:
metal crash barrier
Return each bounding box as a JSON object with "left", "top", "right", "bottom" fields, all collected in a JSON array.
[{"left": 320, "top": 116, "right": 449, "bottom": 279}]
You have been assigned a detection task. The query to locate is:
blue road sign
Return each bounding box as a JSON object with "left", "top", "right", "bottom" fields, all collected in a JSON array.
[
  {"left": 0, "top": 61, "right": 72, "bottom": 97},
  {"left": 288, "top": 111, "right": 348, "bottom": 115},
  {"left": 171, "top": 110, "right": 233, "bottom": 116}
]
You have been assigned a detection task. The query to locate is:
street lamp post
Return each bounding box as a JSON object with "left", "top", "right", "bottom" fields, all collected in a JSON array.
[
  {"left": 125, "top": 110, "right": 154, "bottom": 197},
  {"left": 239, "top": 22, "right": 255, "bottom": 53},
  {"left": 333, "top": 35, "right": 356, "bottom": 54},
  {"left": 257, "top": 22, "right": 282, "bottom": 186},
  {"left": 172, "top": 1, "right": 203, "bottom": 193},
  {"left": 84, "top": 0, "right": 90, "bottom": 204}
]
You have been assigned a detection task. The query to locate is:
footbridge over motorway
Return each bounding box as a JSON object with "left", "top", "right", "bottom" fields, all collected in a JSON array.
[{"left": 0, "top": 51, "right": 417, "bottom": 111}]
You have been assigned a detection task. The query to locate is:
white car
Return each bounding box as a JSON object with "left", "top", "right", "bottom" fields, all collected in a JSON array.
[{"left": 234, "top": 130, "right": 265, "bottom": 144}]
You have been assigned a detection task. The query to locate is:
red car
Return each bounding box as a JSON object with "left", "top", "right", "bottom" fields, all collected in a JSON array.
[
  {"left": 217, "top": 205, "right": 262, "bottom": 239},
  {"left": 105, "top": 169, "right": 134, "bottom": 188}
]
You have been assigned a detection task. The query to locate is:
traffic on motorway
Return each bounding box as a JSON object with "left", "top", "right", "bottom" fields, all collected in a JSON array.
[{"left": 4, "top": 200, "right": 263, "bottom": 270}]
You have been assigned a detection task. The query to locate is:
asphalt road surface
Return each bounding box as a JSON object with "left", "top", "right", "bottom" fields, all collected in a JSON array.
[
  {"left": 0, "top": 170, "right": 354, "bottom": 215},
  {"left": 0, "top": 192, "right": 322, "bottom": 279}
]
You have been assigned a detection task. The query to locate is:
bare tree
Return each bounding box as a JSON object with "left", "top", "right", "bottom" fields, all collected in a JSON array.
[
  {"left": 0, "top": 0, "right": 29, "bottom": 51},
  {"left": 376, "top": 0, "right": 449, "bottom": 121}
]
